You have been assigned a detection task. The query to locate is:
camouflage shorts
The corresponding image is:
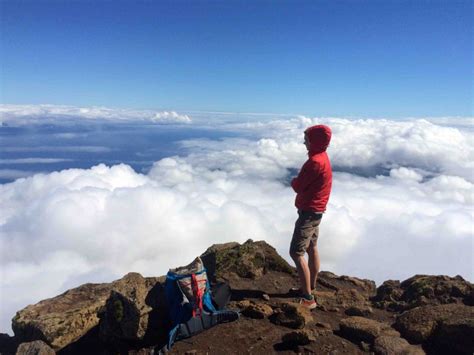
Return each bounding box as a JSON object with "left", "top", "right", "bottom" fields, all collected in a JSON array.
[{"left": 290, "top": 211, "right": 323, "bottom": 256}]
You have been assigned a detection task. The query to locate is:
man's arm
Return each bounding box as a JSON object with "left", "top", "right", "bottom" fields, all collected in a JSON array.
[{"left": 291, "top": 160, "right": 319, "bottom": 193}]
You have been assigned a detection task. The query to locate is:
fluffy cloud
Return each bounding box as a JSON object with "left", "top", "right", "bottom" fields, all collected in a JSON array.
[
  {"left": 0, "top": 104, "right": 192, "bottom": 125},
  {"left": 0, "top": 117, "right": 473, "bottom": 334}
]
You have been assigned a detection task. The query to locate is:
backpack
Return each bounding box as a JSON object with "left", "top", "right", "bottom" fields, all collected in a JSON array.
[{"left": 162, "top": 257, "right": 239, "bottom": 351}]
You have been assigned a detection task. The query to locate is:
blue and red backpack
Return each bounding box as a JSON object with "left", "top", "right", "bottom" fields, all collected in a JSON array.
[{"left": 163, "top": 257, "right": 239, "bottom": 350}]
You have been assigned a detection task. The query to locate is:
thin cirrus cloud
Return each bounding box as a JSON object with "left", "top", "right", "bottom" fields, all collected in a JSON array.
[
  {"left": 1, "top": 146, "right": 112, "bottom": 153},
  {"left": 0, "top": 116, "right": 473, "bottom": 334},
  {"left": 0, "top": 104, "right": 192, "bottom": 125},
  {"left": 0, "top": 158, "right": 73, "bottom": 164}
]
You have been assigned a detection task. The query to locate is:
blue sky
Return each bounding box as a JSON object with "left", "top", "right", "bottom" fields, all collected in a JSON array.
[{"left": 1, "top": 0, "right": 472, "bottom": 117}]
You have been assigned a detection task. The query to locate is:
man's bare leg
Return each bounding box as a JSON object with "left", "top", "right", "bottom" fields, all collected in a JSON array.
[
  {"left": 290, "top": 253, "right": 311, "bottom": 295},
  {"left": 307, "top": 241, "right": 320, "bottom": 291}
]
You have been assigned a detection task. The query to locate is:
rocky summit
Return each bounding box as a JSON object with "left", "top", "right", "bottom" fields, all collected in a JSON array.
[{"left": 1, "top": 239, "right": 473, "bottom": 355}]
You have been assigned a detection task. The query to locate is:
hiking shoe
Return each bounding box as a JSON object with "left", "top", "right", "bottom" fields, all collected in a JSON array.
[{"left": 298, "top": 297, "right": 317, "bottom": 310}]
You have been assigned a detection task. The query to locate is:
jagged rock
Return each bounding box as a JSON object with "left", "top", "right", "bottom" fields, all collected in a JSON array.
[
  {"left": 374, "top": 275, "right": 473, "bottom": 311},
  {"left": 98, "top": 273, "right": 161, "bottom": 343},
  {"left": 345, "top": 306, "right": 373, "bottom": 317},
  {"left": 395, "top": 303, "right": 474, "bottom": 353},
  {"left": 339, "top": 316, "right": 398, "bottom": 343},
  {"left": 200, "top": 239, "right": 294, "bottom": 281},
  {"left": 281, "top": 330, "right": 315, "bottom": 346},
  {"left": 373, "top": 336, "right": 425, "bottom": 355},
  {"left": 12, "top": 273, "right": 163, "bottom": 350},
  {"left": 241, "top": 303, "right": 273, "bottom": 319},
  {"left": 269, "top": 302, "right": 313, "bottom": 329},
  {"left": 15, "top": 340, "right": 55, "bottom": 355}
]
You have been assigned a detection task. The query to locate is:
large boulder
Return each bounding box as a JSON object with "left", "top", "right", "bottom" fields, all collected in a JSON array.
[
  {"left": 395, "top": 303, "right": 474, "bottom": 354},
  {"left": 12, "top": 273, "right": 162, "bottom": 350},
  {"left": 373, "top": 275, "right": 473, "bottom": 311},
  {"left": 98, "top": 273, "right": 166, "bottom": 344},
  {"left": 200, "top": 239, "right": 294, "bottom": 282}
]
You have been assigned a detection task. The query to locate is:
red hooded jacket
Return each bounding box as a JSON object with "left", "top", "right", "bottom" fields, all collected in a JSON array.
[{"left": 291, "top": 125, "right": 332, "bottom": 213}]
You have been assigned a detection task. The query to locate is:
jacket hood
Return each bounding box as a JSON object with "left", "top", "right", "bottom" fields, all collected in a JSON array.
[{"left": 305, "top": 124, "right": 332, "bottom": 155}]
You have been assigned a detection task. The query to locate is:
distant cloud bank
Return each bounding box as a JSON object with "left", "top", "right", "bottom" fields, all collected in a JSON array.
[{"left": 0, "top": 104, "right": 192, "bottom": 125}]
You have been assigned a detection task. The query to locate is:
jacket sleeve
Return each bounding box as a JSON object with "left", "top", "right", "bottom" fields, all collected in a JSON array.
[{"left": 291, "top": 160, "right": 320, "bottom": 193}]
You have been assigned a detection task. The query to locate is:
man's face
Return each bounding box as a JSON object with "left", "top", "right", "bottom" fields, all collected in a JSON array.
[{"left": 304, "top": 133, "right": 310, "bottom": 151}]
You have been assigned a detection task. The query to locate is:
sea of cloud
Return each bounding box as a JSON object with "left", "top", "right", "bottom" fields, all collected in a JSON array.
[{"left": 1, "top": 114, "right": 473, "bottom": 333}]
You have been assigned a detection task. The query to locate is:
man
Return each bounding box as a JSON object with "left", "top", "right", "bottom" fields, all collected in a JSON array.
[{"left": 290, "top": 124, "right": 332, "bottom": 309}]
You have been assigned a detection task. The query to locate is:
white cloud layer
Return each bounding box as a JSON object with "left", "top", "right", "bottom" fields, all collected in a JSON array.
[
  {"left": 1, "top": 117, "right": 473, "bottom": 334},
  {"left": 0, "top": 104, "right": 192, "bottom": 125}
]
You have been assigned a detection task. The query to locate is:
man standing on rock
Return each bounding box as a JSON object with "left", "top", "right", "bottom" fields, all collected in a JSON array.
[{"left": 290, "top": 124, "right": 332, "bottom": 309}]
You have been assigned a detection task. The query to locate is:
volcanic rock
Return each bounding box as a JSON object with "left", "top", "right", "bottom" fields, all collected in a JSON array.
[{"left": 7, "top": 239, "right": 473, "bottom": 355}]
